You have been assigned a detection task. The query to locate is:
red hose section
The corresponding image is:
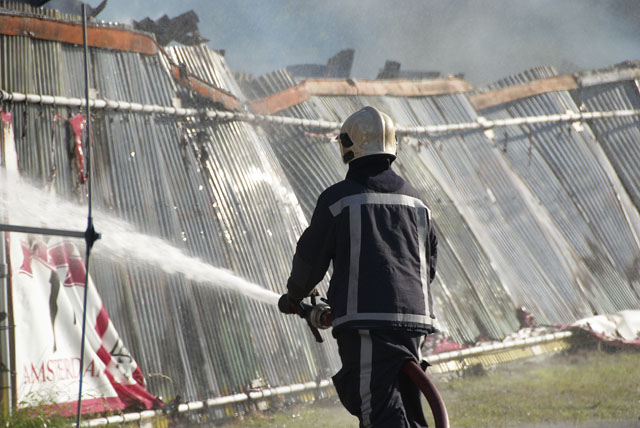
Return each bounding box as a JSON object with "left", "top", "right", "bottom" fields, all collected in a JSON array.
[
  {"left": 296, "top": 301, "right": 448, "bottom": 426},
  {"left": 402, "top": 360, "right": 450, "bottom": 428}
]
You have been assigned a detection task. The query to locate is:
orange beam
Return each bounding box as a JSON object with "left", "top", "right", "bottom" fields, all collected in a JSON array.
[
  {"left": 250, "top": 85, "right": 311, "bottom": 115},
  {"left": 0, "top": 13, "right": 158, "bottom": 55},
  {"left": 470, "top": 75, "right": 579, "bottom": 110},
  {"left": 169, "top": 65, "right": 243, "bottom": 111},
  {"left": 250, "top": 77, "right": 473, "bottom": 115},
  {"left": 305, "top": 77, "right": 473, "bottom": 97}
]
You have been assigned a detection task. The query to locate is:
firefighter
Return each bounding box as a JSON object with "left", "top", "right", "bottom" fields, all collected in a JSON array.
[{"left": 280, "top": 106, "right": 438, "bottom": 427}]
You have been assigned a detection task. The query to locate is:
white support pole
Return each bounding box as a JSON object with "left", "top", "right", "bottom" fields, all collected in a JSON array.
[
  {"left": 3, "top": 89, "right": 640, "bottom": 136},
  {"left": 82, "top": 379, "right": 332, "bottom": 427}
]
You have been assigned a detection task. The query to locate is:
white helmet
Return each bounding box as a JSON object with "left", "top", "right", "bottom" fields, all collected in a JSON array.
[{"left": 337, "top": 106, "right": 397, "bottom": 164}]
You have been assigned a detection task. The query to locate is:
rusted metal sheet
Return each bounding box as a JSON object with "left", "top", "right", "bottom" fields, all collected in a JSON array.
[
  {"left": 0, "top": 12, "right": 158, "bottom": 55},
  {"left": 469, "top": 74, "right": 578, "bottom": 110}
]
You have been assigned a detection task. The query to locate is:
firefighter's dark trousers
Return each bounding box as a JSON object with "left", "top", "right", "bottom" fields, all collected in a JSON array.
[{"left": 332, "top": 329, "right": 428, "bottom": 428}]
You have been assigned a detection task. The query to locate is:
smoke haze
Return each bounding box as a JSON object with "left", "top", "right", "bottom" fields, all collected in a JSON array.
[{"left": 48, "top": 0, "right": 640, "bottom": 85}]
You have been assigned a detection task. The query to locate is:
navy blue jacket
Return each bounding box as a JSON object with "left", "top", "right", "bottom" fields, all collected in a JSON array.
[{"left": 286, "top": 156, "right": 437, "bottom": 334}]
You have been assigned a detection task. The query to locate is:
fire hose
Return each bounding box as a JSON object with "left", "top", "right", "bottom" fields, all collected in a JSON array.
[{"left": 278, "top": 294, "right": 450, "bottom": 428}]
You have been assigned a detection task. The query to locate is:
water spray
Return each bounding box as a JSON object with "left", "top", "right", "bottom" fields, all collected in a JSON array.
[{"left": 0, "top": 176, "right": 279, "bottom": 307}]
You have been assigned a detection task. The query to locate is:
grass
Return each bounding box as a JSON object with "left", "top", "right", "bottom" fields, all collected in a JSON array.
[
  {"left": 5, "top": 347, "right": 638, "bottom": 427},
  {"left": 439, "top": 348, "right": 640, "bottom": 427},
  {"left": 221, "top": 399, "right": 357, "bottom": 428},
  {"left": 0, "top": 406, "right": 70, "bottom": 428},
  {"left": 221, "top": 348, "right": 640, "bottom": 428}
]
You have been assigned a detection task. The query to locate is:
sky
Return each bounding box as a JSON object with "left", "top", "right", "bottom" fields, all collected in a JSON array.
[{"left": 46, "top": 0, "right": 640, "bottom": 86}]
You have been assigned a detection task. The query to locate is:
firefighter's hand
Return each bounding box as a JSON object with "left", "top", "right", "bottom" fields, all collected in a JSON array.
[{"left": 278, "top": 293, "right": 301, "bottom": 315}]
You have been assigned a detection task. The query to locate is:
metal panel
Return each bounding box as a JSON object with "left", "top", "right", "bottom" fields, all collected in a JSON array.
[
  {"left": 0, "top": 3, "right": 340, "bottom": 408},
  {"left": 243, "top": 65, "right": 640, "bottom": 343},
  {"left": 245, "top": 72, "right": 523, "bottom": 343},
  {"left": 572, "top": 78, "right": 640, "bottom": 227},
  {"left": 478, "top": 67, "right": 640, "bottom": 312}
]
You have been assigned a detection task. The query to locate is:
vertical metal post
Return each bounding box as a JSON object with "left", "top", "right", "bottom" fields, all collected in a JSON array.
[
  {"left": 76, "top": 4, "right": 98, "bottom": 426},
  {"left": 0, "top": 230, "right": 11, "bottom": 417}
]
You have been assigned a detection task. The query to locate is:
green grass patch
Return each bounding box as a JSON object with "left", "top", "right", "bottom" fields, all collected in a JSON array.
[
  {"left": 222, "top": 399, "right": 357, "bottom": 428},
  {"left": 438, "top": 349, "right": 640, "bottom": 427},
  {"left": 222, "top": 348, "right": 640, "bottom": 428},
  {"left": 0, "top": 406, "right": 70, "bottom": 428}
]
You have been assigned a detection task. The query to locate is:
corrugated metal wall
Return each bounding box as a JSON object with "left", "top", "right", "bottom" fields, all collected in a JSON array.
[
  {"left": 246, "top": 71, "right": 520, "bottom": 343},
  {"left": 246, "top": 67, "right": 640, "bottom": 343},
  {"left": 571, "top": 76, "right": 640, "bottom": 231},
  {"left": 1, "top": 2, "right": 339, "bottom": 406},
  {"left": 478, "top": 66, "right": 640, "bottom": 313}
]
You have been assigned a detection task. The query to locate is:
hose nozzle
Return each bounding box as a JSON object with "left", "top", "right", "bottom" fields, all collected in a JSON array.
[
  {"left": 307, "top": 302, "right": 331, "bottom": 330},
  {"left": 278, "top": 293, "right": 332, "bottom": 343}
]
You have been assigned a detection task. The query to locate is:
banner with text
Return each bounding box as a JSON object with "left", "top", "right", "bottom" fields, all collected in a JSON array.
[{"left": 9, "top": 235, "right": 160, "bottom": 415}]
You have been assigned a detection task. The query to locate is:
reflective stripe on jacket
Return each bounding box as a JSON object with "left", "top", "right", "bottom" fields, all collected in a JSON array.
[{"left": 286, "top": 158, "right": 437, "bottom": 334}]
